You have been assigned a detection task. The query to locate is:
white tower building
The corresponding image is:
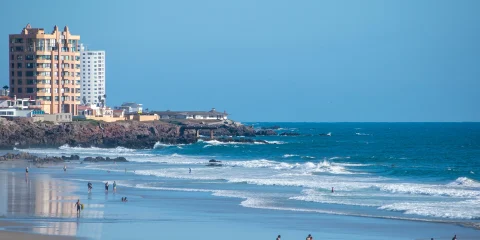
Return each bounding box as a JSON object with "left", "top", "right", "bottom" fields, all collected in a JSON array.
[{"left": 80, "top": 44, "right": 106, "bottom": 106}]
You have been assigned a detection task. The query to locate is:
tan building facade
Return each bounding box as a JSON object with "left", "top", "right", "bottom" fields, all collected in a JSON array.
[{"left": 8, "top": 24, "right": 81, "bottom": 115}]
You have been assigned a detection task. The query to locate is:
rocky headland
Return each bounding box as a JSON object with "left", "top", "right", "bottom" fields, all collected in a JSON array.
[{"left": 0, "top": 118, "right": 259, "bottom": 149}]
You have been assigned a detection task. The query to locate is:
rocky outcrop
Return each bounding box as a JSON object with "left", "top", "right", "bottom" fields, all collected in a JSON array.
[
  {"left": 62, "top": 155, "right": 80, "bottom": 160},
  {"left": 279, "top": 132, "right": 301, "bottom": 136},
  {"left": 206, "top": 159, "right": 223, "bottom": 167},
  {"left": 83, "top": 156, "right": 128, "bottom": 162},
  {"left": 0, "top": 152, "right": 38, "bottom": 161},
  {"left": 0, "top": 118, "right": 196, "bottom": 149},
  {"left": 200, "top": 125, "right": 256, "bottom": 137},
  {"left": 0, "top": 152, "right": 64, "bottom": 165},
  {"left": 255, "top": 129, "right": 278, "bottom": 136}
]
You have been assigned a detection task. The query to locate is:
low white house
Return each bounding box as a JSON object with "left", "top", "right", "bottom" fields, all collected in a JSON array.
[
  {"left": 155, "top": 108, "right": 228, "bottom": 120},
  {"left": 0, "top": 108, "right": 34, "bottom": 117},
  {"left": 119, "top": 102, "right": 143, "bottom": 114}
]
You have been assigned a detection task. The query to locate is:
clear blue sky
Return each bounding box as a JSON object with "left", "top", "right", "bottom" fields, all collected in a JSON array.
[{"left": 1, "top": 0, "right": 479, "bottom": 122}]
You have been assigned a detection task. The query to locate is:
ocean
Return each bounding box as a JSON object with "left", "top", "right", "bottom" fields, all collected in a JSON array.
[{"left": 3, "top": 122, "right": 480, "bottom": 239}]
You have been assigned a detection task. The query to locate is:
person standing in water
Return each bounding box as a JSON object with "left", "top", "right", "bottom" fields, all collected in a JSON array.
[
  {"left": 113, "top": 181, "right": 117, "bottom": 193},
  {"left": 88, "top": 182, "right": 93, "bottom": 193},
  {"left": 189, "top": 168, "right": 191, "bottom": 174},
  {"left": 63, "top": 165, "right": 67, "bottom": 172},
  {"left": 276, "top": 235, "right": 281, "bottom": 240},
  {"left": 25, "top": 167, "right": 29, "bottom": 176},
  {"left": 105, "top": 182, "right": 109, "bottom": 192},
  {"left": 74, "top": 199, "right": 81, "bottom": 216}
]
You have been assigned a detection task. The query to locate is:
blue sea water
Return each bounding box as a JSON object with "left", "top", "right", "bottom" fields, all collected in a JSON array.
[{"left": 5, "top": 122, "right": 480, "bottom": 239}]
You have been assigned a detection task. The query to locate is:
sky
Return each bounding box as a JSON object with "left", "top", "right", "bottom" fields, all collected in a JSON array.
[{"left": 1, "top": 0, "right": 479, "bottom": 122}]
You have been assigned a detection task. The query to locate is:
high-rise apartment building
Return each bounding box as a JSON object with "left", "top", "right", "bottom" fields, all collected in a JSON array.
[
  {"left": 8, "top": 24, "right": 81, "bottom": 115},
  {"left": 80, "top": 44, "right": 106, "bottom": 106}
]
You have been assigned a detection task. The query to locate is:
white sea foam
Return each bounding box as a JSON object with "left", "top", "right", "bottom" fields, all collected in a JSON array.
[
  {"left": 379, "top": 199, "right": 480, "bottom": 219},
  {"left": 355, "top": 133, "right": 371, "bottom": 136},
  {"left": 264, "top": 140, "right": 285, "bottom": 144},
  {"left": 153, "top": 142, "right": 185, "bottom": 149},
  {"left": 447, "top": 177, "right": 480, "bottom": 188},
  {"left": 283, "top": 154, "right": 299, "bottom": 158},
  {"left": 376, "top": 183, "right": 480, "bottom": 198}
]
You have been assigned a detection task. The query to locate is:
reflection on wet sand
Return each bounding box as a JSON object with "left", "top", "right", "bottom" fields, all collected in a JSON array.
[{"left": 0, "top": 170, "right": 104, "bottom": 238}]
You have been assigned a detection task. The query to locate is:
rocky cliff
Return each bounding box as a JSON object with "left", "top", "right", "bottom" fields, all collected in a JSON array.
[
  {"left": 0, "top": 118, "right": 259, "bottom": 149},
  {"left": 0, "top": 118, "right": 194, "bottom": 149}
]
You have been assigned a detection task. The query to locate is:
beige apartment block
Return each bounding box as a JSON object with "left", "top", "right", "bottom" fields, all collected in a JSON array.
[{"left": 8, "top": 24, "right": 81, "bottom": 115}]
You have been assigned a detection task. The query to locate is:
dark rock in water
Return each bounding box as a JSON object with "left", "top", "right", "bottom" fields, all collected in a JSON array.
[
  {"left": 106, "top": 157, "right": 128, "bottom": 162},
  {"left": 260, "top": 125, "right": 281, "bottom": 130},
  {"left": 319, "top": 133, "right": 332, "bottom": 136},
  {"left": 84, "top": 156, "right": 128, "bottom": 162},
  {"left": 207, "top": 159, "right": 223, "bottom": 167},
  {"left": 255, "top": 129, "right": 277, "bottom": 136},
  {"left": 0, "top": 152, "right": 38, "bottom": 161},
  {"left": 279, "top": 132, "right": 301, "bottom": 136},
  {"left": 33, "top": 156, "right": 64, "bottom": 164},
  {"left": 62, "top": 155, "right": 80, "bottom": 160}
]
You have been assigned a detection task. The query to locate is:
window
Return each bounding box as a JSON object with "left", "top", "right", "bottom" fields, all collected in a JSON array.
[
  {"left": 27, "top": 79, "right": 35, "bottom": 85},
  {"left": 11, "top": 55, "right": 14, "bottom": 60},
  {"left": 15, "top": 46, "right": 24, "bottom": 52},
  {"left": 18, "top": 79, "right": 23, "bottom": 84},
  {"left": 27, "top": 88, "right": 34, "bottom": 93},
  {"left": 26, "top": 71, "right": 34, "bottom": 77},
  {"left": 26, "top": 55, "right": 34, "bottom": 60},
  {"left": 17, "top": 71, "right": 22, "bottom": 77},
  {"left": 11, "top": 63, "right": 14, "bottom": 69},
  {"left": 11, "top": 71, "right": 14, "bottom": 77},
  {"left": 18, "top": 88, "right": 22, "bottom": 93},
  {"left": 17, "top": 63, "right": 22, "bottom": 68},
  {"left": 17, "top": 55, "right": 23, "bottom": 60},
  {"left": 37, "top": 55, "right": 51, "bottom": 60}
]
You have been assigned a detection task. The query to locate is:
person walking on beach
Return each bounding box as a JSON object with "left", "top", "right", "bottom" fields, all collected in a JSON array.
[
  {"left": 452, "top": 234, "right": 457, "bottom": 240},
  {"left": 306, "top": 234, "right": 313, "bottom": 240},
  {"left": 105, "top": 182, "right": 109, "bottom": 192},
  {"left": 63, "top": 165, "right": 67, "bottom": 172},
  {"left": 113, "top": 181, "right": 117, "bottom": 193},
  {"left": 88, "top": 182, "right": 93, "bottom": 193},
  {"left": 74, "top": 199, "right": 81, "bottom": 216},
  {"left": 276, "top": 235, "right": 281, "bottom": 240},
  {"left": 25, "top": 167, "right": 29, "bottom": 176}
]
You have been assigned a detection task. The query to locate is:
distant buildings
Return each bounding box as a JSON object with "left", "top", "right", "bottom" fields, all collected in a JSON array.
[
  {"left": 8, "top": 24, "right": 81, "bottom": 115},
  {"left": 80, "top": 44, "right": 106, "bottom": 106},
  {"left": 155, "top": 108, "right": 228, "bottom": 120}
]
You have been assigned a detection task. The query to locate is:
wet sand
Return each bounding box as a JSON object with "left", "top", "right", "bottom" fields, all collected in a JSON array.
[{"left": 0, "top": 221, "right": 77, "bottom": 240}]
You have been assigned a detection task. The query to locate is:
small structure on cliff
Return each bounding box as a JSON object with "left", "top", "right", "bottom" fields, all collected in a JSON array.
[{"left": 154, "top": 108, "right": 228, "bottom": 120}]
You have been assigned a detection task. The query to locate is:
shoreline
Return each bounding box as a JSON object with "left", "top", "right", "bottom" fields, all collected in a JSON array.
[{"left": 0, "top": 221, "right": 77, "bottom": 240}]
